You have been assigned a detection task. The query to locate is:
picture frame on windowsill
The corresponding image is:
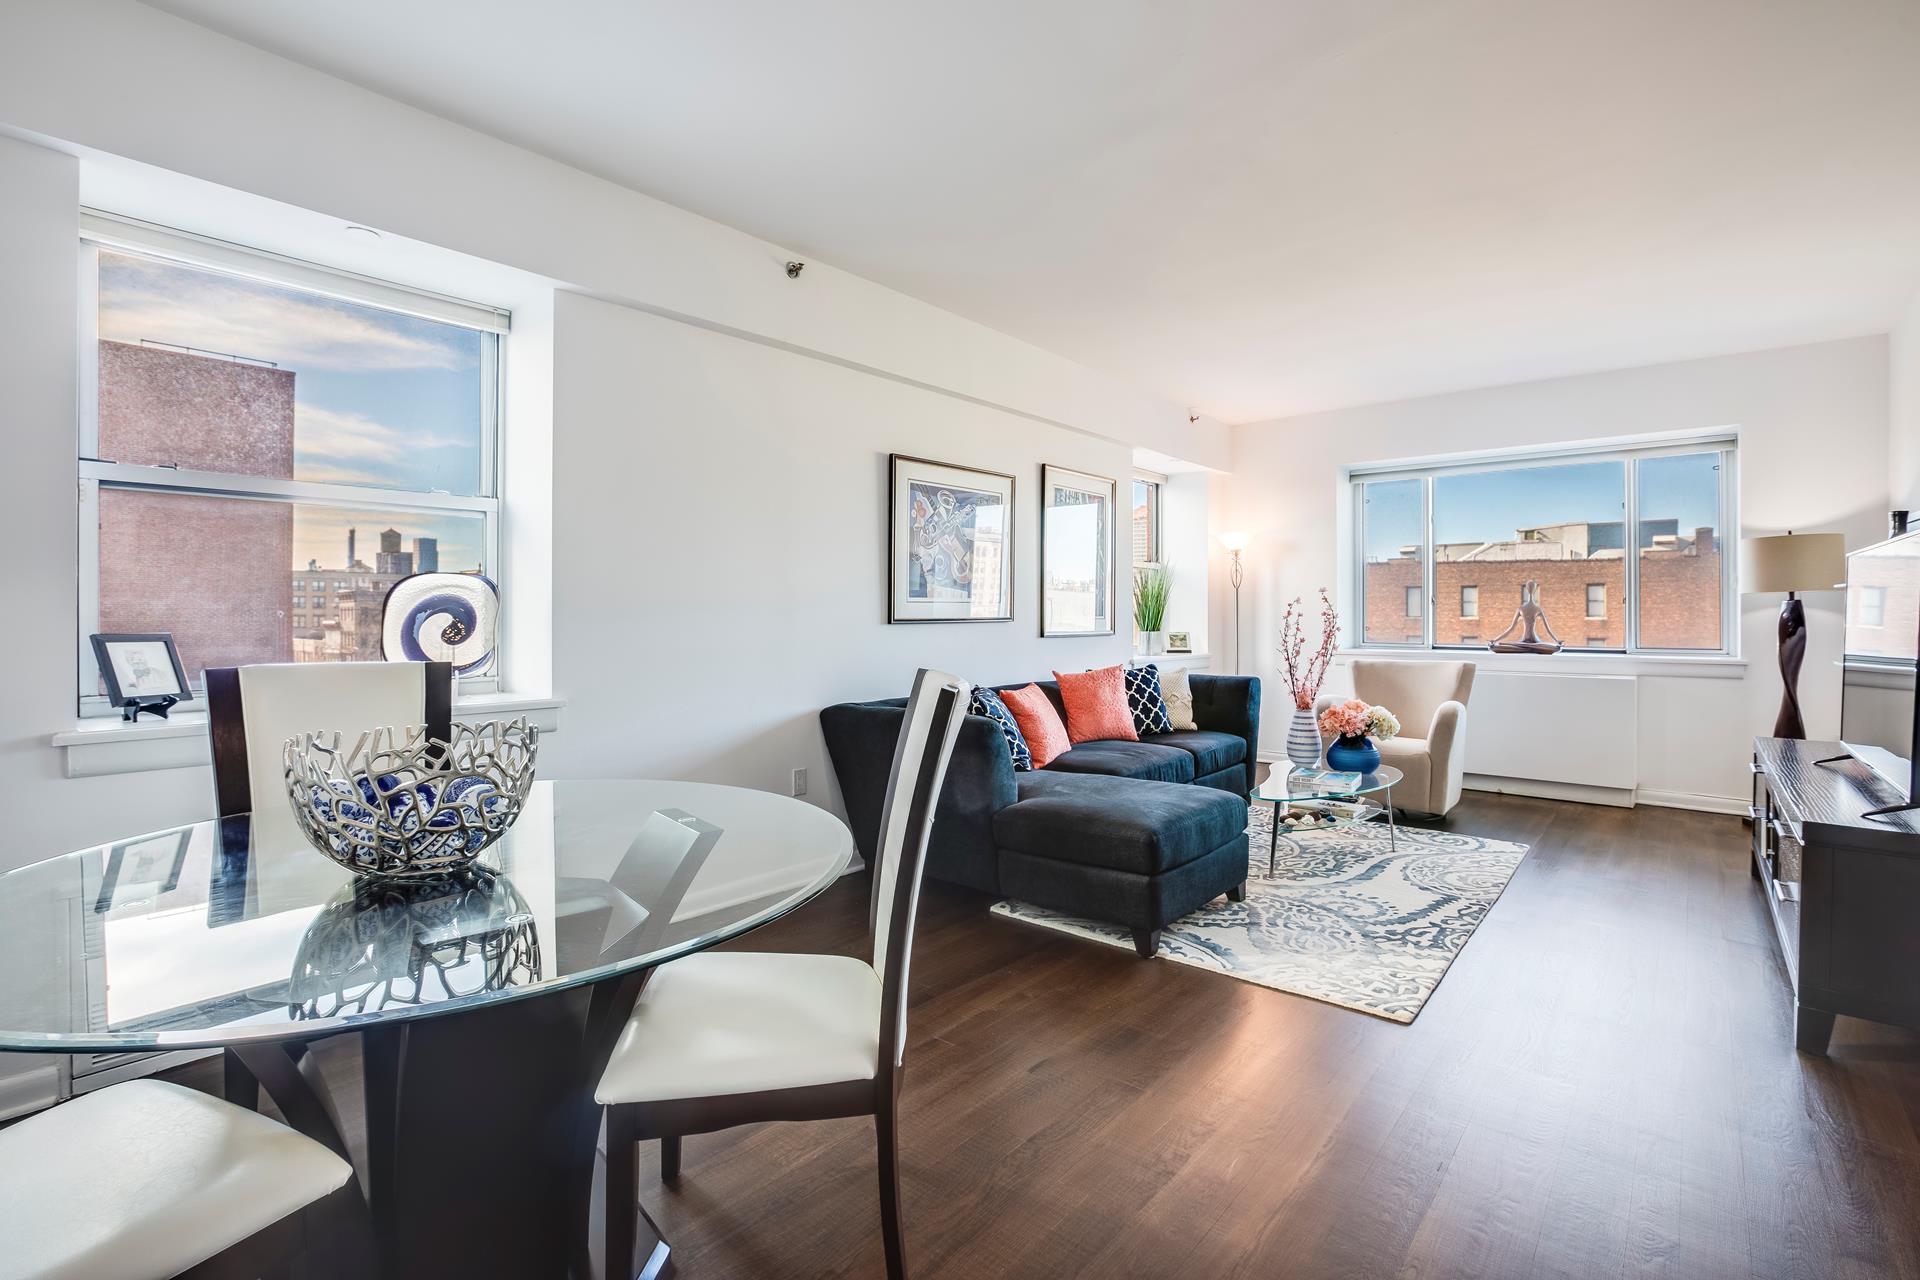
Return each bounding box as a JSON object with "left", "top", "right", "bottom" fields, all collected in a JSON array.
[
  {"left": 90, "top": 632, "right": 192, "bottom": 722},
  {"left": 1166, "top": 631, "right": 1193, "bottom": 653}
]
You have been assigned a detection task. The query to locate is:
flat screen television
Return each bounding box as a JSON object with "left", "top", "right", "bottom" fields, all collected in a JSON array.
[{"left": 1826, "top": 529, "right": 1920, "bottom": 819}]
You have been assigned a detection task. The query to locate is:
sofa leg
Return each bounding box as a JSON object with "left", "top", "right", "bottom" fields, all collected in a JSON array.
[
  {"left": 1132, "top": 928, "right": 1161, "bottom": 959},
  {"left": 1226, "top": 881, "right": 1247, "bottom": 903}
]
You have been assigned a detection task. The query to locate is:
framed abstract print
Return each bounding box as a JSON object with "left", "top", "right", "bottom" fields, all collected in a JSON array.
[
  {"left": 1040, "top": 464, "right": 1117, "bottom": 636},
  {"left": 889, "top": 454, "right": 1015, "bottom": 623}
]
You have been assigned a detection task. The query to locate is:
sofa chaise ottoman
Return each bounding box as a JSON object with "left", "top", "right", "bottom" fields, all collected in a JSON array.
[{"left": 821, "top": 674, "right": 1259, "bottom": 957}]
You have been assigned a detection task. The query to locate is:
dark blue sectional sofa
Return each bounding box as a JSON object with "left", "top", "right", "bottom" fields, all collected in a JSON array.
[{"left": 821, "top": 675, "right": 1259, "bottom": 957}]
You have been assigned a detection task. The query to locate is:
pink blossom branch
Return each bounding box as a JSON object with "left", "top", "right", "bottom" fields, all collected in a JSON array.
[{"left": 1277, "top": 588, "right": 1339, "bottom": 709}]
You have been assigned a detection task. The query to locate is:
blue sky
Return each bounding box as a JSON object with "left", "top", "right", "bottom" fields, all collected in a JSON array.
[
  {"left": 99, "top": 252, "right": 488, "bottom": 570},
  {"left": 1364, "top": 453, "right": 1721, "bottom": 559}
]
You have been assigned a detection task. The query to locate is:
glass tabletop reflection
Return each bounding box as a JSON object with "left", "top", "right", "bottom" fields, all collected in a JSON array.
[
  {"left": 0, "top": 780, "right": 854, "bottom": 1053},
  {"left": 1252, "top": 763, "right": 1404, "bottom": 804}
]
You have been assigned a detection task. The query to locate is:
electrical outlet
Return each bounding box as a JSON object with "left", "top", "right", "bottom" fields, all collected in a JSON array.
[{"left": 791, "top": 767, "right": 808, "bottom": 797}]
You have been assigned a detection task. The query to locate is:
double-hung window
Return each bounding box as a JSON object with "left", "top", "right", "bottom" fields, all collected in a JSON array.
[
  {"left": 77, "top": 214, "right": 508, "bottom": 715},
  {"left": 1353, "top": 437, "right": 1736, "bottom": 655}
]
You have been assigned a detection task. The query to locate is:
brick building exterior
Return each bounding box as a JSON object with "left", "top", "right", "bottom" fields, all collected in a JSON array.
[
  {"left": 1363, "top": 525, "right": 1722, "bottom": 650},
  {"left": 96, "top": 340, "right": 295, "bottom": 681}
]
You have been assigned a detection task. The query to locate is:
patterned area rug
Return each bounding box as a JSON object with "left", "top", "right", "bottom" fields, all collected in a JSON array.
[{"left": 990, "top": 804, "right": 1528, "bottom": 1023}]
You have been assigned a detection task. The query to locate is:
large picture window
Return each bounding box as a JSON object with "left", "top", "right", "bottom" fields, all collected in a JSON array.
[
  {"left": 78, "top": 216, "right": 507, "bottom": 714},
  {"left": 1353, "top": 439, "right": 1734, "bottom": 655}
]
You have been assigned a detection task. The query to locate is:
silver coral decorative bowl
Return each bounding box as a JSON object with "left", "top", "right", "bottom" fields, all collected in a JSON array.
[{"left": 284, "top": 718, "right": 539, "bottom": 880}]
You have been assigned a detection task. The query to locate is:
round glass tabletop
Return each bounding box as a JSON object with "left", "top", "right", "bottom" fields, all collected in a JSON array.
[
  {"left": 1252, "top": 763, "right": 1404, "bottom": 804},
  {"left": 0, "top": 780, "right": 855, "bottom": 1053}
]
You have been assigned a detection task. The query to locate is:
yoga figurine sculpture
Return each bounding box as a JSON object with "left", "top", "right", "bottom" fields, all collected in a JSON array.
[{"left": 1487, "top": 580, "right": 1563, "bottom": 654}]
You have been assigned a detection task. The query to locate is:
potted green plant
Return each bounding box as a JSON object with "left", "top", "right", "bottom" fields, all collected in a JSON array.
[{"left": 1134, "top": 566, "right": 1171, "bottom": 655}]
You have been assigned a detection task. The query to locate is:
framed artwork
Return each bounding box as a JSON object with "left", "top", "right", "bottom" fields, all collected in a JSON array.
[
  {"left": 1040, "top": 464, "right": 1117, "bottom": 636},
  {"left": 90, "top": 632, "right": 192, "bottom": 721},
  {"left": 94, "top": 828, "right": 191, "bottom": 914},
  {"left": 1167, "top": 631, "right": 1193, "bottom": 652},
  {"left": 889, "top": 454, "right": 1016, "bottom": 623}
]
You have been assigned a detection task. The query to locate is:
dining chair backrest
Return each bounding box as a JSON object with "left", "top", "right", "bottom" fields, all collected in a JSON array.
[
  {"left": 870, "top": 667, "right": 970, "bottom": 1071},
  {"left": 207, "top": 662, "right": 453, "bottom": 842}
]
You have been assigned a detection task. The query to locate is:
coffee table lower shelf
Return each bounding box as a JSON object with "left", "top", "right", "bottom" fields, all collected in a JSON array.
[{"left": 1260, "top": 795, "right": 1396, "bottom": 875}]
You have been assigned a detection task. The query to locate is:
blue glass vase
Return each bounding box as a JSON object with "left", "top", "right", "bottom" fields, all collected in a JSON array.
[{"left": 1325, "top": 735, "right": 1380, "bottom": 773}]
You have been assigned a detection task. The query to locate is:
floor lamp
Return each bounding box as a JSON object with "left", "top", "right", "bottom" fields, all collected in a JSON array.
[
  {"left": 1739, "top": 530, "right": 1846, "bottom": 738},
  {"left": 1220, "top": 532, "right": 1248, "bottom": 674}
]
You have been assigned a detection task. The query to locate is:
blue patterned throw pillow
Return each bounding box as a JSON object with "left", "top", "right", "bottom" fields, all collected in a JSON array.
[
  {"left": 1124, "top": 664, "right": 1173, "bottom": 736},
  {"left": 969, "top": 687, "right": 1033, "bottom": 771}
]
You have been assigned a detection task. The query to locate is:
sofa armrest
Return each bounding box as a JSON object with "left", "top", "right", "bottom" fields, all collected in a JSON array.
[
  {"left": 820, "top": 701, "right": 1015, "bottom": 877},
  {"left": 1188, "top": 674, "right": 1261, "bottom": 778}
]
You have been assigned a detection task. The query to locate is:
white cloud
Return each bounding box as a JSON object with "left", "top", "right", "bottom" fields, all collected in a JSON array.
[
  {"left": 99, "top": 253, "right": 472, "bottom": 372},
  {"left": 294, "top": 404, "right": 471, "bottom": 468}
]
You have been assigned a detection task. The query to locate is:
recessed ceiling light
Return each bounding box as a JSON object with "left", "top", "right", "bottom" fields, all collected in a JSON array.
[{"left": 344, "top": 224, "right": 381, "bottom": 239}]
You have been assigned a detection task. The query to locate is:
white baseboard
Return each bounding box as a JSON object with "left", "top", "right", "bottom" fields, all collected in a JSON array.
[
  {"left": 0, "top": 1061, "right": 62, "bottom": 1122},
  {"left": 1464, "top": 774, "right": 1635, "bottom": 808},
  {"left": 1632, "top": 787, "right": 1750, "bottom": 816},
  {"left": 1264, "top": 757, "right": 1745, "bottom": 815}
]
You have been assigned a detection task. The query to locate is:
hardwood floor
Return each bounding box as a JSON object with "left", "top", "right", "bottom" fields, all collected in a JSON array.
[{"left": 167, "top": 791, "right": 1920, "bottom": 1278}]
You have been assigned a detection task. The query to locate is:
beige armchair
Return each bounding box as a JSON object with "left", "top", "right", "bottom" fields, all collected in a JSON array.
[{"left": 1316, "top": 659, "right": 1476, "bottom": 818}]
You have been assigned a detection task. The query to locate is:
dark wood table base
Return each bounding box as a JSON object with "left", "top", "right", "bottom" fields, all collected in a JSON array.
[{"left": 235, "top": 976, "right": 666, "bottom": 1280}]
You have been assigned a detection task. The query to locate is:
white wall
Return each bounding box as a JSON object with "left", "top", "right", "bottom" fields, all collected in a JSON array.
[
  {"left": 1228, "top": 337, "right": 1891, "bottom": 808},
  {"left": 1893, "top": 290, "right": 1920, "bottom": 515},
  {"left": 545, "top": 294, "right": 1130, "bottom": 808}
]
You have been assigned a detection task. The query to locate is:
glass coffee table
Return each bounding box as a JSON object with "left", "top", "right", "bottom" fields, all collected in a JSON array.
[{"left": 1252, "top": 764, "right": 1404, "bottom": 874}]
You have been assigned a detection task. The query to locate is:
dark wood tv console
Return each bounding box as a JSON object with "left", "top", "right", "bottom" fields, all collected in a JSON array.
[{"left": 1750, "top": 737, "right": 1920, "bottom": 1052}]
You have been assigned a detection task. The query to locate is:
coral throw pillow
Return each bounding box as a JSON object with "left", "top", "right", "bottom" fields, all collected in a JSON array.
[
  {"left": 1052, "top": 665, "right": 1139, "bottom": 744},
  {"left": 999, "top": 684, "right": 1071, "bottom": 768},
  {"left": 969, "top": 687, "right": 1033, "bottom": 772}
]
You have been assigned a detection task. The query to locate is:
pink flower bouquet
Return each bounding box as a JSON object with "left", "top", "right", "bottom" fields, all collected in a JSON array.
[{"left": 1318, "top": 699, "right": 1400, "bottom": 743}]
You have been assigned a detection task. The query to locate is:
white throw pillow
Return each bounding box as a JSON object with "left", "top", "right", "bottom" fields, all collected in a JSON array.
[{"left": 1160, "top": 666, "right": 1198, "bottom": 731}]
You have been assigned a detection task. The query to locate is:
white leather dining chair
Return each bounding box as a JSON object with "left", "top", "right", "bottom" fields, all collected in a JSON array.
[
  {"left": 205, "top": 660, "right": 453, "bottom": 838},
  {"left": 204, "top": 660, "right": 453, "bottom": 1112},
  {"left": 592, "top": 667, "right": 971, "bottom": 1280},
  {"left": 0, "top": 1079, "right": 374, "bottom": 1280}
]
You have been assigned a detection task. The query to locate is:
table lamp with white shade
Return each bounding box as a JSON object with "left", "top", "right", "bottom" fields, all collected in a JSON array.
[
  {"left": 1739, "top": 530, "right": 1847, "bottom": 739},
  {"left": 1219, "top": 531, "right": 1249, "bottom": 673}
]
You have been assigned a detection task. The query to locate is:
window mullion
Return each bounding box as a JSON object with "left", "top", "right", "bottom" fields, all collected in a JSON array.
[
  {"left": 1624, "top": 458, "right": 1640, "bottom": 653},
  {"left": 82, "top": 462, "right": 496, "bottom": 516},
  {"left": 1424, "top": 475, "right": 1436, "bottom": 649}
]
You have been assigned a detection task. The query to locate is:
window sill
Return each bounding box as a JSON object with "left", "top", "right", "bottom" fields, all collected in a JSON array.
[
  {"left": 50, "top": 693, "right": 565, "bottom": 779},
  {"left": 1136, "top": 651, "right": 1212, "bottom": 668},
  {"left": 1337, "top": 649, "right": 1747, "bottom": 680}
]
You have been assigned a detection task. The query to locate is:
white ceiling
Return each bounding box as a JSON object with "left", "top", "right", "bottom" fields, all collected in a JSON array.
[{"left": 147, "top": 0, "right": 1920, "bottom": 424}]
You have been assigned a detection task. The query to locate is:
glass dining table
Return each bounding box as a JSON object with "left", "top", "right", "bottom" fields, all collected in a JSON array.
[{"left": 0, "top": 779, "right": 855, "bottom": 1280}]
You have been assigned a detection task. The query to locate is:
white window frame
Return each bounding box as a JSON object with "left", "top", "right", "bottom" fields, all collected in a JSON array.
[
  {"left": 1459, "top": 584, "right": 1478, "bottom": 619},
  {"left": 76, "top": 213, "right": 509, "bottom": 717},
  {"left": 1585, "top": 583, "right": 1608, "bottom": 619},
  {"left": 1350, "top": 435, "right": 1738, "bottom": 657},
  {"left": 1132, "top": 471, "right": 1166, "bottom": 566}
]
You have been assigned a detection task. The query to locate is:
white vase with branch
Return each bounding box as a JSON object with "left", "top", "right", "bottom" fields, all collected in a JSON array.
[{"left": 1278, "top": 590, "right": 1339, "bottom": 767}]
